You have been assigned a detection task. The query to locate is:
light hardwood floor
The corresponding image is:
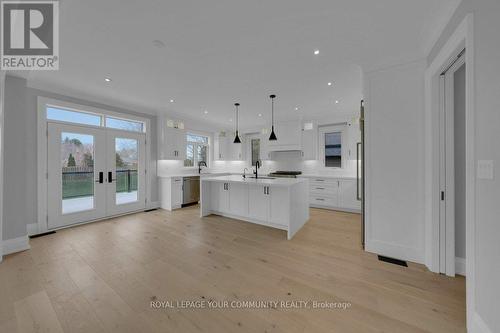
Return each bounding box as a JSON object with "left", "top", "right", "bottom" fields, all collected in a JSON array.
[{"left": 0, "top": 207, "right": 466, "bottom": 333}]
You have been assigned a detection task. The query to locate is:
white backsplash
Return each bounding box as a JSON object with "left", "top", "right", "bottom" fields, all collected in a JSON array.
[{"left": 158, "top": 150, "right": 357, "bottom": 177}]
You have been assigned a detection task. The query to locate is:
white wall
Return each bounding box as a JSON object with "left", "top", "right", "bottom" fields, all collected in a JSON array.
[
  {"left": 428, "top": 1, "right": 500, "bottom": 331},
  {"left": 363, "top": 60, "right": 426, "bottom": 264},
  {"left": 0, "top": 72, "right": 5, "bottom": 260}
]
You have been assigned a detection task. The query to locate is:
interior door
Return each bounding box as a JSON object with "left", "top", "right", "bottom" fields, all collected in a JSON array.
[
  {"left": 47, "top": 123, "right": 107, "bottom": 229},
  {"left": 106, "top": 129, "right": 146, "bottom": 215}
]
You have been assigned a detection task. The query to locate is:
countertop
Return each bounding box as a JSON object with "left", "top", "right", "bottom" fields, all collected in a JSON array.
[
  {"left": 158, "top": 172, "right": 230, "bottom": 178},
  {"left": 201, "top": 175, "right": 308, "bottom": 186},
  {"left": 299, "top": 174, "right": 357, "bottom": 180}
]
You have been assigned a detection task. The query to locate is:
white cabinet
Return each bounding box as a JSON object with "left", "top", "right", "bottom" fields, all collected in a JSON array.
[
  {"left": 214, "top": 132, "right": 245, "bottom": 161},
  {"left": 248, "top": 185, "right": 270, "bottom": 221},
  {"left": 158, "top": 117, "right": 186, "bottom": 160},
  {"left": 219, "top": 182, "right": 230, "bottom": 213},
  {"left": 267, "top": 120, "right": 302, "bottom": 151},
  {"left": 229, "top": 182, "right": 248, "bottom": 216},
  {"left": 269, "top": 186, "right": 289, "bottom": 226},
  {"left": 339, "top": 179, "right": 359, "bottom": 210},
  {"left": 305, "top": 177, "right": 360, "bottom": 212},
  {"left": 160, "top": 177, "right": 183, "bottom": 211},
  {"left": 259, "top": 132, "right": 273, "bottom": 160},
  {"left": 301, "top": 122, "right": 317, "bottom": 160}
]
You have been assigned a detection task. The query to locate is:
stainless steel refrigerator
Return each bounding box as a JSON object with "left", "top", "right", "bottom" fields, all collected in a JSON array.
[{"left": 357, "top": 100, "right": 365, "bottom": 248}]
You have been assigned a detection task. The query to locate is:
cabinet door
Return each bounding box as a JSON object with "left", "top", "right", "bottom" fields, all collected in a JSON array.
[
  {"left": 219, "top": 182, "right": 230, "bottom": 213},
  {"left": 175, "top": 129, "right": 186, "bottom": 160},
  {"left": 172, "top": 178, "right": 183, "bottom": 206},
  {"left": 259, "top": 133, "right": 272, "bottom": 160},
  {"left": 339, "top": 179, "right": 360, "bottom": 209},
  {"left": 162, "top": 127, "right": 177, "bottom": 159},
  {"left": 248, "top": 185, "right": 269, "bottom": 222},
  {"left": 269, "top": 186, "right": 289, "bottom": 226},
  {"left": 215, "top": 135, "right": 229, "bottom": 160},
  {"left": 229, "top": 182, "right": 248, "bottom": 216},
  {"left": 301, "top": 127, "right": 317, "bottom": 160}
]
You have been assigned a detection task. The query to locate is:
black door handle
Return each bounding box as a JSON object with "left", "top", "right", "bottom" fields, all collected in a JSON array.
[
  {"left": 95, "top": 172, "right": 104, "bottom": 183},
  {"left": 108, "top": 171, "right": 113, "bottom": 183}
]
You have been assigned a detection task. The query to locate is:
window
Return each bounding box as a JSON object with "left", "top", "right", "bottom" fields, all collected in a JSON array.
[
  {"left": 185, "top": 133, "right": 209, "bottom": 167},
  {"left": 251, "top": 138, "right": 260, "bottom": 166},
  {"left": 47, "top": 107, "right": 102, "bottom": 126},
  {"left": 106, "top": 117, "right": 144, "bottom": 132},
  {"left": 319, "top": 125, "right": 344, "bottom": 168}
]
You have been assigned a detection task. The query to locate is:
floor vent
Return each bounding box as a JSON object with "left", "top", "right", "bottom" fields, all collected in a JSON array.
[
  {"left": 29, "top": 231, "right": 56, "bottom": 239},
  {"left": 144, "top": 208, "right": 158, "bottom": 212},
  {"left": 378, "top": 255, "right": 408, "bottom": 267}
]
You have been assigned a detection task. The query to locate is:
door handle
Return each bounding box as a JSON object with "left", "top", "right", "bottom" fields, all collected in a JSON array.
[
  {"left": 108, "top": 171, "right": 114, "bottom": 183},
  {"left": 95, "top": 172, "right": 104, "bottom": 183}
]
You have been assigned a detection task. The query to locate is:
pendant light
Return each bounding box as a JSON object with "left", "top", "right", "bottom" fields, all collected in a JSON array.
[
  {"left": 269, "top": 94, "right": 277, "bottom": 141},
  {"left": 233, "top": 103, "right": 241, "bottom": 143}
]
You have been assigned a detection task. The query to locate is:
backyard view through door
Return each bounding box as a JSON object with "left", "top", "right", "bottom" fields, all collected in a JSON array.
[{"left": 47, "top": 123, "right": 146, "bottom": 229}]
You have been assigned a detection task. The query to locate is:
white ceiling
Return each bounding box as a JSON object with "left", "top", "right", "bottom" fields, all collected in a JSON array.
[{"left": 20, "top": 0, "right": 459, "bottom": 129}]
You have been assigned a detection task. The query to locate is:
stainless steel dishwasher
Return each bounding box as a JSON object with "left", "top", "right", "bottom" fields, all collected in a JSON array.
[{"left": 182, "top": 176, "right": 200, "bottom": 206}]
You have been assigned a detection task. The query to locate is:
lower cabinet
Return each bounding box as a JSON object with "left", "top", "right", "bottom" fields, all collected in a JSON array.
[
  {"left": 306, "top": 177, "right": 360, "bottom": 212},
  {"left": 229, "top": 183, "right": 249, "bottom": 216},
  {"left": 160, "top": 177, "right": 183, "bottom": 211},
  {"left": 248, "top": 184, "right": 288, "bottom": 226}
]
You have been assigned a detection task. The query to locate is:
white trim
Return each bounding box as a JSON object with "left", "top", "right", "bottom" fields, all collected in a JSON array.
[
  {"left": 470, "top": 312, "right": 493, "bottom": 333},
  {"left": 147, "top": 201, "right": 160, "bottom": 210},
  {"left": 2, "top": 235, "right": 30, "bottom": 256},
  {"left": 27, "top": 223, "right": 39, "bottom": 236},
  {"left": 0, "top": 71, "right": 5, "bottom": 262},
  {"left": 365, "top": 239, "right": 424, "bottom": 265},
  {"left": 424, "top": 13, "right": 475, "bottom": 331},
  {"left": 37, "top": 96, "right": 152, "bottom": 234},
  {"left": 455, "top": 257, "right": 466, "bottom": 276}
]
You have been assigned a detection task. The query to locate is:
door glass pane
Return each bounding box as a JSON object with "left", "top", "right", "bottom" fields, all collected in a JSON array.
[
  {"left": 115, "top": 138, "right": 139, "bottom": 205},
  {"left": 48, "top": 107, "right": 102, "bottom": 126},
  {"left": 197, "top": 145, "right": 207, "bottom": 164},
  {"left": 185, "top": 143, "right": 194, "bottom": 166},
  {"left": 61, "top": 132, "right": 95, "bottom": 214},
  {"left": 325, "top": 132, "right": 342, "bottom": 168},
  {"left": 106, "top": 117, "right": 144, "bottom": 132}
]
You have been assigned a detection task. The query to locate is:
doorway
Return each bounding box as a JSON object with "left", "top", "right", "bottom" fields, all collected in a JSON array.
[{"left": 439, "top": 52, "right": 466, "bottom": 276}]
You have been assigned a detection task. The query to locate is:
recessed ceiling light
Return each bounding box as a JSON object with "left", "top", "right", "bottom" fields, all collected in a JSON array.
[
  {"left": 204, "top": 110, "right": 208, "bottom": 114},
  {"left": 314, "top": 50, "right": 320, "bottom": 55},
  {"left": 328, "top": 82, "right": 332, "bottom": 86},
  {"left": 170, "top": 99, "right": 174, "bottom": 103},
  {"left": 104, "top": 77, "right": 112, "bottom": 82},
  {"left": 295, "top": 107, "right": 299, "bottom": 111},
  {"left": 258, "top": 113, "right": 262, "bottom": 117},
  {"left": 335, "top": 100, "right": 339, "bottom": 104},
  {"left": 229, "top": 118, "right": 233, "bottom": 122}
]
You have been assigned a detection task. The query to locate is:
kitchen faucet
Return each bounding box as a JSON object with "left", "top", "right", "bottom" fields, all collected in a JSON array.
[
  {"left": 198, "top": 161, "right": 207, "bottom": 174},
  {"left": 254, "top": 160, "right": 261, "bottom": 178}
]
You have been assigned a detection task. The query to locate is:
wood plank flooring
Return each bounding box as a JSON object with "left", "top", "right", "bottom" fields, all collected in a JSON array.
[{"left": 0, "top": 207, "right": 466, "bottom": 332}]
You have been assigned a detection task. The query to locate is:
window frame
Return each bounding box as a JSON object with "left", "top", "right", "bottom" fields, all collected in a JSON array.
[
  {"left": 246, "top": 133, "right": 261, "bottom": 167},
  {"left": 318, "top": 124, "right": 346, "bottom": 169},
  {"left": 184, "top": 132, "right": 210, "bottom": 168}
]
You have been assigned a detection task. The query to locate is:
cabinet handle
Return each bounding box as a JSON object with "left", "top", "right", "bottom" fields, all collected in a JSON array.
[
  {"left": 316, "top": 187, "right": 325, "bottom": 190},
  {"left": 315, "top": 179, "right": 324, "bottom": 182},
  {"left": 315, "top": 198, "right": 325, "bottom": 201}
]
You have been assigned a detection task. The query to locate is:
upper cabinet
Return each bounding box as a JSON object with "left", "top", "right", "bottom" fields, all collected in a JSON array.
[
  {"left": 267, "top": 120, "right": 302, "bottom": 151},
  {"left": 158, "top": 116, "right": 186, "bottom": 160},
  {"left": 301, "top": 121, "right": 317, "bottom": 160},
  {"left": 214, "top": 131, "right": 245, "bottom": 161}
]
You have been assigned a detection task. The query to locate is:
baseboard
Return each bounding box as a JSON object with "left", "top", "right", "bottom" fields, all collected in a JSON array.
[
  {"left": 470, "top": 311, "right": 493, "bottom": 333},
  {"left": 147, "top": 201, "right": 160, "bottom": 210},
  {"left": 365, "top": 239, "right": 424, "bottom": 264},
  {"left": 27, "top": 223, "right": 39, "bottom": 236},
  {"left": 309, "top": 204, "right": 361, "bottom": 214},
  {"left": 2, "top": 235, "right": 30, "bottom": 256},
  {"left": 455, "top": 257, "right": 466, "bottom": 276}
]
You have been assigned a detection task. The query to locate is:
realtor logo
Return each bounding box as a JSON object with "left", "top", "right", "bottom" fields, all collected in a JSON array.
[{"left": 1, "top": 0, "right": 59, "bottom": 70}]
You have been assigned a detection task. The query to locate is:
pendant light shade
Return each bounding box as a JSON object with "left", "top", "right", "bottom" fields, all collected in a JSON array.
[
  {"left": 233, "top": 103, "right": 241, "bottom": 143},
  {"left": 269, "top": 94, "right": 277, "bottom": 141}
]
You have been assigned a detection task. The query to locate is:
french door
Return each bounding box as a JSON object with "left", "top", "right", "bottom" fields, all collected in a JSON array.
[{"left": 47, "top": 122, "right": 146, "bottom": 229}]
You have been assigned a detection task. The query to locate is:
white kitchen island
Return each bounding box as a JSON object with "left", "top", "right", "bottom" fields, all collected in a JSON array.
[{"left": 200, "top": 175, "right": 309, "bottom": 239}]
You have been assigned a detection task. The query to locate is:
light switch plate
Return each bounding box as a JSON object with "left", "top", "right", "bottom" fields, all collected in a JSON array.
[{"left": 477, "top": 160, "right": 494, "bottom": 179}]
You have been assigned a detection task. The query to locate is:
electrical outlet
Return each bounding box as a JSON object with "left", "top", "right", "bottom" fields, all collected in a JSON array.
[{"left": 477, "top": 160, "right": 494, "bottom": 179}]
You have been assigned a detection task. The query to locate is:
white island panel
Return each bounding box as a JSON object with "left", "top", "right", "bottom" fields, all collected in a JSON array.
[{"left": 200, "top": 176, "right": 309, "bottom": 239}]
